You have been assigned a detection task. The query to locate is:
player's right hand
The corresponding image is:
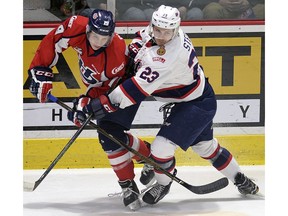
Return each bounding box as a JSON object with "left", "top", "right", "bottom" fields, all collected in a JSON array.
[
  {"left": 67, "top": 96, "right": 91, "bottom": 127},
  {"left": 28, "top": 66, "right": 53, "bottom": 103}
]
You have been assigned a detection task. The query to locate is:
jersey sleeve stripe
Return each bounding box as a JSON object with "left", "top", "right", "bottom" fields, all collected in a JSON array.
[
  {"left": 131, "top": 77, "right": 150, "bottom": 96},
  {"left": 120, "top": 77, "right": 149, "bottom": 104},
  {"left": 119, "top": 85, "right": 136, "bottom": 104}
]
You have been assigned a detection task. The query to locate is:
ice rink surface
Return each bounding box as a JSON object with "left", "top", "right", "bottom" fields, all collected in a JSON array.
[{"left": 23, "top": 166, "right": 264, "bottom": 216}]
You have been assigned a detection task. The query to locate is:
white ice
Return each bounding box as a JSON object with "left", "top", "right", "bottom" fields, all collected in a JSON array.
[{"left": 23, "top": 166, "right": 264, "bottom": 216}]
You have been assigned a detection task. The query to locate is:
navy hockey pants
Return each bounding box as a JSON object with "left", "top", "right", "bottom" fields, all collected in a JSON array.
[{"left": 157, "top": 79, "right": 217, "bottom": 151}]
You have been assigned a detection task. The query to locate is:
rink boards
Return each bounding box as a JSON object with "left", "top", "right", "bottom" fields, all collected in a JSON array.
[{"left": 23, "top": 134, "right": 264, "bottom": 169}]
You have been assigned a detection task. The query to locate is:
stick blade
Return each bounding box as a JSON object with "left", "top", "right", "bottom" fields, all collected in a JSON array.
[
  {"left": 185, "top": 177, "right": 229, "bottom": 194},
  {"left": 23, "top": 181, "right": 36, "bottom": 192}
]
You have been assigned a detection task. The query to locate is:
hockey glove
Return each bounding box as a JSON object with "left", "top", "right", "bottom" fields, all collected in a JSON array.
[
  {"left": 128, "top": 41, "right": 143, "bottom": 59},
  {"left": 83, "top": 95, "right": 119, "bottom": 120},
  {"left": 126, "top": 42, "right": 143, "bottom": 78},
  {"left": 67, "top": 95, "right": 91, "bottom": 127},
  {"left": 28, "top": 66, "right": 53, "bottom": 103}
]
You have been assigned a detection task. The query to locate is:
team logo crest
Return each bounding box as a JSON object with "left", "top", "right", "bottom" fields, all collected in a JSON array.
[
  {"left": 93, "top": 13, "right": 98, "bottom": 19},
  {"left": 157, "top": 46, "right": 166, "bottom": 56}
]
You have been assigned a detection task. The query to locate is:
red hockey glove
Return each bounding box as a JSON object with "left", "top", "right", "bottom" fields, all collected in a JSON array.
[
  {"left": 83, "top": 95, "right": 118, "bottom": 120},
  {"left": 28, "top": 66, "right": 53, "bottom": 103},
  {"left": 67, "top": 95, "right": 91, "bottom": 127}
]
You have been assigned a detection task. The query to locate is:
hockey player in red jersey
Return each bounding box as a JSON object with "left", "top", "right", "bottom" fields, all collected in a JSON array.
[
  {"left": 28, "top": 9, "right": 151, "bottom": 210},
  {"left": 29, "top": 9, "right": 126, "bottom": 103},
  {"left": 71, "top": 5, "right": 260, "bottom": 206}
]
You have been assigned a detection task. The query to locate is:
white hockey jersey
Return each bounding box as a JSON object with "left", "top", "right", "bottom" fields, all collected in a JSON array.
[{"left": 109, "top": 27, "right": 206, "bottom": 109}]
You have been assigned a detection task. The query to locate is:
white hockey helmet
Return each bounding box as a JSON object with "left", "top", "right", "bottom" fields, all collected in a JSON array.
[{"left": 149, "top": 5, "right": 181, "bottom": 39}]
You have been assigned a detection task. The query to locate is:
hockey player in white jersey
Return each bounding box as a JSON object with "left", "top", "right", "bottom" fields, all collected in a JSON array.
[{"left": 75, "top": 5, "right": 259, "bottom": 206}]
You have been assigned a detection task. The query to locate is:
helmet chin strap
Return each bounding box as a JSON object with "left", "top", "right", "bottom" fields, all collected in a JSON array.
[{"left": 103, "top": 33, "right": 114, "bottom": 47}]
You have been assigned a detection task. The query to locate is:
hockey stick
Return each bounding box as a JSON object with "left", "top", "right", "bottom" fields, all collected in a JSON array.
[
  {"left": 23, "top": 112, "right": 93, "bottom": 192},
  {"left": 48, "top": 94, "right": 229, "bottom": 194}
]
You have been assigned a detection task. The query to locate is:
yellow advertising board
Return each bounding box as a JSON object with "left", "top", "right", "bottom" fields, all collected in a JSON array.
[{"left": 194, "top": 37, "right": 262, "bottom": 95}]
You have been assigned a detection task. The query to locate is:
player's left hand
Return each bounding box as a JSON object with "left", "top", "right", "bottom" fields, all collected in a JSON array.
[
  {"left": 67, "top": 95, "right": 91, "bottom": 127},
  {"left": 83, "top": 95, "right": 119, "bottom": 120}
]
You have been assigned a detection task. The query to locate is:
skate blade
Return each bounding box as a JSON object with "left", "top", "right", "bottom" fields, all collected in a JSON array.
[
  {"left": 127, "top": 199, "right": 141, "bottom": 211},
  {"left": 241, "top": 191, "right": 265, "bottom": 199}
]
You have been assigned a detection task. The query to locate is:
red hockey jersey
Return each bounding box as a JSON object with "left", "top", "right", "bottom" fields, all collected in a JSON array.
[{"left": 29, "top": 15, "right": 127, "bottom": 98}]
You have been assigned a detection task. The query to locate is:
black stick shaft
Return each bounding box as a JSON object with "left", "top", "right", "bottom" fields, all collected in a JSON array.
[{"left": 32, "top": 112, "right": 93, "bottom": 191}]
